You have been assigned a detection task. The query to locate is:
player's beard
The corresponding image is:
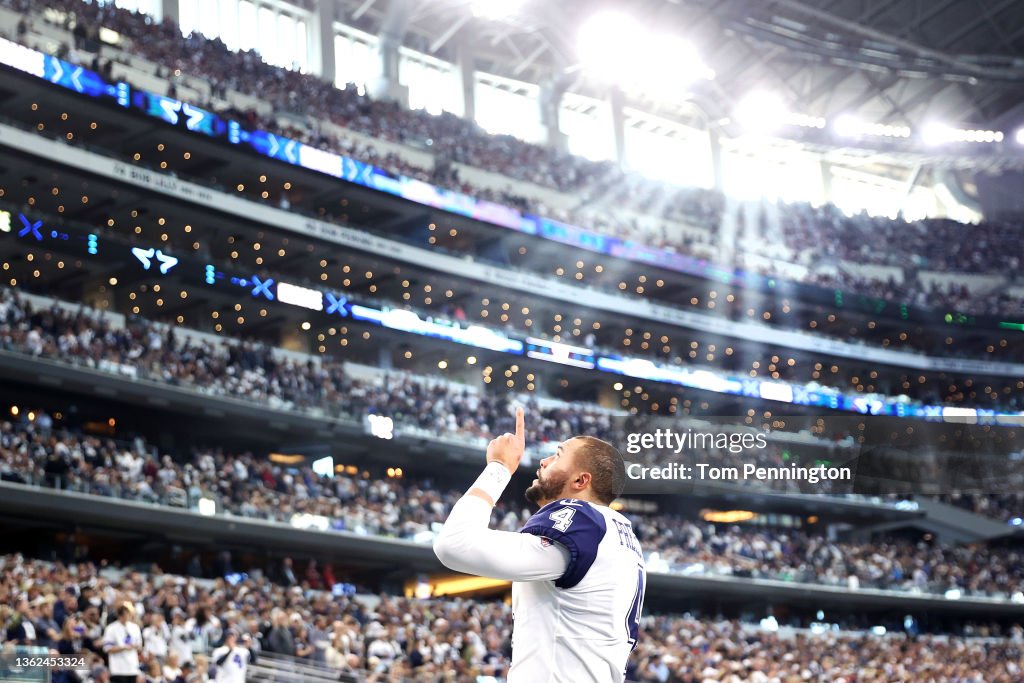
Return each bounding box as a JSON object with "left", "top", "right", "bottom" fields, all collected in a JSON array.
[{"left": 525, "top": 469, "right": 570, "bottom": 506}]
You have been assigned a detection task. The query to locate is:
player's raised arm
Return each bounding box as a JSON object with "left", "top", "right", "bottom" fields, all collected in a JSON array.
[
  {"left": 468, "top": 405, "right": 525, "bottom": 505},
  {"left": 432, "top": 407, "right": 569, "bottom": 582}
]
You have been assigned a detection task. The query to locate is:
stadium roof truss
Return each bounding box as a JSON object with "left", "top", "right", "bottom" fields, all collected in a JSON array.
[{"left": 330, "top": 0, "right": 1024, "bottom": 168}]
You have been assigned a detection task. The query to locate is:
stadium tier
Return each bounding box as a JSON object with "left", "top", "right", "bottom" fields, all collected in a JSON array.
[
  {"left": 2, "top": 149, "right": 1024, "bottom": 419},
  {"left": 0, "top": 1, "right": 1021, "bottom": 319},
  {"left": 3, "top": 556, "right": 1022, "bottom": 682},
  {"left": 3, "top": 411, "right": 1024, "bottom": 600},
  {"left": 2, "top": 1, "right": 1024, "bottom": 682}
]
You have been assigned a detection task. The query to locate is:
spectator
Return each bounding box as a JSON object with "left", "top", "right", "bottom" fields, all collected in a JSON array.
[
  {"left": 143, "top": 612, "right": 170, "bottom": 661},
  {"left": 263, "top": 610, "right": 294, "bottom": 656},
  {"left": 5, "top": 597, "right": 37, "bottom": 644},
  {"left": 32, "top": 596, "right": 61, "bottom": 647},
  {"left": 102, "top": 603, "right": 142, "bottom": 683},
  {"left": 210, "top": 628, "right": 249, "bottom": 683}
]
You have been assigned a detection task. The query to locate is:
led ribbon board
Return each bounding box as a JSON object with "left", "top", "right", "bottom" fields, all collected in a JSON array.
[
  {"left": 0, "top": 208, "right": 1019, "bottom": 426},
  {"left": 525, "top": 337, "right": 595, "bottom": 369},
  {"left": 349, "top": 305, "right": 523, "bottom": 354},
  {"left": 0, "top": 37, "right": 126, "bottom": 103},
  {"left": 132, "top": 91, "right": 225, "bottom": 137},
  {"left": 132, "top": 246, "right": 179, "bottom": 274},
  {"left": 0, "top": 207, "right": 1016, "bottom": 425},
  {"left": 276, "top": 281, "right": 324, "bottom": 311}
]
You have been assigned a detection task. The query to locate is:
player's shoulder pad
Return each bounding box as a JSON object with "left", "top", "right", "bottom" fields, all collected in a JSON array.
[{"left": 521, "top": 499, "right": 607, "bottom": 589}]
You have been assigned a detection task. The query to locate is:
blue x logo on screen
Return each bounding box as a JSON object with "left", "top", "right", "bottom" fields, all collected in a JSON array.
[
  {"left": 18, "top": 214, "right": 43, "bottom": 240},
  {"left": 250, "top": 276, "right": 275, "bottom": 300},
  {"left": 325, "top": 293, "right": 348, "bottom": 316}
]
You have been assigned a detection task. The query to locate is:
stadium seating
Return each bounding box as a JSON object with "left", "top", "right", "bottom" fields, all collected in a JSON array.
[
  {"left": 2, "top": 3, "right": 1024, "bottom": 682},
  {"left": 2, "top": 413, "right": 1022, "bottom": 600},
  {"left": 2, "top": 0, "right": 1023, "bottom": 318},
  {"left": 2, "top": 555, "right": 1022, "bottom": 682}
]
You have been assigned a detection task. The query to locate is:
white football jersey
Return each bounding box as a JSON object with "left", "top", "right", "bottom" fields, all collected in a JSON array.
[
  {"left": 211, "top": 646, "right": 250, "bottom": 683},
  {"left": 102, "top": 620, "right": 142, "bottom": 677},
  {"left": 509, "top": 498, "right": 646, "bottom": 683}
]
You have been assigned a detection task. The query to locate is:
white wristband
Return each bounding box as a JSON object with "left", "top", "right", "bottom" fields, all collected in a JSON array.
[{"left": 469, "top": 462, "right": 512, "bottom": 503}]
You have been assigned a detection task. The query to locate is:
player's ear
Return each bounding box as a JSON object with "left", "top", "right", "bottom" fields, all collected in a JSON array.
[{"left": 574, "top": 471, "right": 591, "bottom": 491}]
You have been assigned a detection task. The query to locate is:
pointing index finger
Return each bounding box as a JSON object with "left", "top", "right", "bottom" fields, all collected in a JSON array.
[{"left": 515, "top": 406, "right": 525, "bottom": 441}]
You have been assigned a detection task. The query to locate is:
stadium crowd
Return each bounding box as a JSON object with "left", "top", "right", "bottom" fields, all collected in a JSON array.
[
  {"left": 1, "top": 5, "right": 1023, "bottom": 683},
  {"left": 4, "top": 255, "right": 1024, "bottom": 433},
  {"left": 776, "top": 204, "right": 1021, "bottom": 275},
  {"left": 1, "top": 413, "right": 1022, "bottom": 600},
  {"left": 7, "top": 283, "right": 1024, "bottom": 491},
  {"left": 938, "top": 493, "right": 1024, "bottom": 523},
  {"left": 1, "top": 283, "right": 987, "bottom": 483},
  {"left": 2, "top": 554, "right": 1023, "bottom": 682},
  {"left": 5, "top": 0, "right": 1024, "bottom": 319},
  {"left": 0, "top": 288, "right": 619, "bottom": 448}
]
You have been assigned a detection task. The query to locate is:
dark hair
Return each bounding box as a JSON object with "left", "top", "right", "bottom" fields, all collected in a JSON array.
[{"left": 572, "top": 436, "right": 626, "bottom": 505}]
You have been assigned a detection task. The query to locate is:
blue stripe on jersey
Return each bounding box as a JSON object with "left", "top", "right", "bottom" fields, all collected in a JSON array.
[{"left": 521, "top": 498, "right": 607, "bottom": 589}]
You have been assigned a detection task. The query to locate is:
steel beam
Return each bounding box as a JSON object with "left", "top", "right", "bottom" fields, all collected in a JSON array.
[{"left": 351, "top": 0, "right": 378, "bottom": 21}]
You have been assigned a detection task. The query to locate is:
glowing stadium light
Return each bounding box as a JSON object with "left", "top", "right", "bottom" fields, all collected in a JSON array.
[
  {"left": 577, "top": 11, "right": 646, "bottom": 84},
  {"left": 834, "top": 114, "right": 861, "bottom": 138},
  {"left": 734, "top": 91, "right": 787, "bottom": 134},
  {"left": 882, "top": 124, "right": 911, "bottom": 138},
  {"left": 640, "top": 34, "right": 714, "bottom": 88},
  {"left": 834, "top": 114, "right": 910, "bottom": 139},
  {"left": 577, "top": 12, "right": 711, "bottom": 90},
  {"left": 922, "top": 123, "right": 1004, "bottom": 145},
  {"left": 787, "top": 113, "right": 826, "bottom": 129},
  {"left": 470, "top": 0, "right": 526, "bottom": 19},
  {"left": 1016, "top": 128, "right": 1024, "bottom": 145},
  {"left": 921, "top": 122, "right": 955, "bottom": 146}
]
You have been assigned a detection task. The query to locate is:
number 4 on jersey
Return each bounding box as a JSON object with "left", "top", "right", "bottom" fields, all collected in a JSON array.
[
  {"left": 548, "top": 507, "right": 576, "bottom": 532},
  {"left": 626, "top": 565, "right": 645, "bottom": 652}
]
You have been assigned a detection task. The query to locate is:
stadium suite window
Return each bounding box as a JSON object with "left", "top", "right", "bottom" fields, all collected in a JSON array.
[
  {"left": 562, "top": 100, "right": 616, "bottom": 162},
  {"left": 178, "top": 0, "right": 309, "bottom": 72},
  {"left": 473, "top": 75, "right": 543, "bottom": 143},
  {"left": 334, "top": 32, "right": 379, "bottom": 92},
  {"left": 238, "top": 1, "right": 258, "bottom": 51},
  {"left": 277, "top": 13, "right": 297, "bottom": 68},
  {"left": 258, "top": 8, "right": 276, "bottom": 59},
  {"left": 219, "top": 0, "right": 240, "bottom": 51},
  {"left": 400, "top": 50, "right": 463, "bottom": 117},
  {"left": 96, "top": 0, "right": 160, "bottom": 20},
  {"left": 624, "top": 125, "right": 714, "bottom": 190},
  {"left": 719, "top": 146, "right": 824, "bottom": 204}
]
